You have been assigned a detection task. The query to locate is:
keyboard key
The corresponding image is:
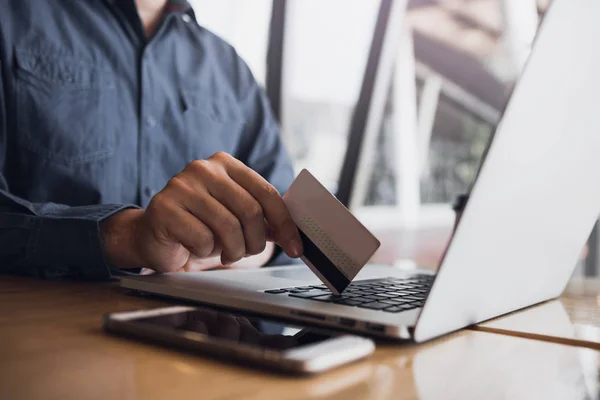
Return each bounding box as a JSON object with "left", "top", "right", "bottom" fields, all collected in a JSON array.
[
  {"left": 355, "top": 295, "right": 381, "bottom": 301},
  {"left": 310, "top": 285, "right": 328, "bottom": 289},
  {"left": 358, "top": 302, "right": 390, "bottom": 310},
  {"left": 396, "top": 304, "right": 415, "bottom": 311},
  {"left": 320, "top": 276, "right": 434, "bottom": 302},
  {"left": 333, "top": 293, "right": 359, "bottom": 300},
  {"left": 385, "top": 291, "right": 409, "bottom": 297},
  {"left": 346, "top": 290, "right": 365, "bottom": 295},
  {"left": 391, "top": 298, "right": 415, "bottom": 304},
  {"left": 335, "top": 299, "right": 364, "bottom": 306},
  {"left": 379, "top": 299, "right": 405, "bottom": 305},
  {"left": 371, "top": 294, "right": 388, "bottom": 299},
  {"left": 383, "top": 306, "right": 405, "bottom": 313},
  {"left": 373, "top": 293, "right": 398, "bottom": 298},
  {"left": 293, "top": 287, "right": 312, "bottom": 291},
  {"left": 289, "top": 291, "right": 326, "bottom": 299},
  {"left": 341, "top": 297, "right": 371, "bottom": 304},
  {"left": 265, "top": 289, "right": 287, "bottom": 294},
  {"left": 312, "top": 294, "right": 343, "bottom": 302}
]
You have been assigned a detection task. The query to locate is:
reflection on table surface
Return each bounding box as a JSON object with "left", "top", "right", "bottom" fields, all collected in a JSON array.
[
  {"left": 1, "top": 276, "right": 600, "bottom": 400},
  {"left": 477, "top": 279, "right": 600, "bottom": 351}
]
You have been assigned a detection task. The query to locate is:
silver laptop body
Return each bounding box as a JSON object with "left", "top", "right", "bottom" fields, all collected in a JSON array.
[{"left": 121, "top": 0, "right": 600, "bottom": 341}]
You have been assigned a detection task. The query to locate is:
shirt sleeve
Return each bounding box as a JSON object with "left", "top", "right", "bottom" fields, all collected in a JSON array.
[{"left": 0, "top": 63, "right": 137, "bottom": 280}]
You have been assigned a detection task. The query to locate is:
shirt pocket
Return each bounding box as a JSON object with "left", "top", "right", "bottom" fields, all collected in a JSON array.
[
  {"left": 14, "top": 47, "right": 118, "bottom": 165},
  {"left": 180, "top": 88, "right": 244, "bottom": 161}
]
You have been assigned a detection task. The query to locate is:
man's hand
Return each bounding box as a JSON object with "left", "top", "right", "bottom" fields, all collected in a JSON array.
[{"left": 100, "top": 152, "right": 302, "bottom": 272}]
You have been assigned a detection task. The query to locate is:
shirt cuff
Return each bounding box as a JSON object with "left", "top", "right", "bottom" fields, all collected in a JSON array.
[{"left": 27, "top": 204, "right": 139, "bottom": 280}]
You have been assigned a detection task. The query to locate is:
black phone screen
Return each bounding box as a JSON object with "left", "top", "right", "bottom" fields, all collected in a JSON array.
[{"left": 133, "top": 307, "right": 338, "bottom": 351}]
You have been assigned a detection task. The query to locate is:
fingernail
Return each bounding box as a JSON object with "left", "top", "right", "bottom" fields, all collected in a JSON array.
[
  {"left": 290, "top": 240, "right": 303, "bottom": 258},
  {"left": 221, "top": 255, "right": 232, "bottom": 265}
]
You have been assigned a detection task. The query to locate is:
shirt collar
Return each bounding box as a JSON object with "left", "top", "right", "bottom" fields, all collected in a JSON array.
[
  {"left": 103, "top": 0, "right": 196, "bottom": 21},
  {"left": 165, "top": 0, "right": 195, "bottom": 20}
]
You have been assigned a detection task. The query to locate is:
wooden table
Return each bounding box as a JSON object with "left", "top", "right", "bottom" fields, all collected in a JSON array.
[
  {"left": 474, "top": 278, "right": 600, "bottom": 350},
  {"left": 1, "top": 276, "right": 599, "bottom": 400}
]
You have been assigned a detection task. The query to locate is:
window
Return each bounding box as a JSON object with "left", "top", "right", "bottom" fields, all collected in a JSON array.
[
  {"left": 354, "top": 0, "right": 545, "bottom": 228},
  {"left": 189, "top": 0, "right": 553, "bottom": 233},
  {"left": 188, "top": 0, "right": 272, "bottom": 85},
  {"left": 280, "top": 0, "right": 379, "bottom": 192}
]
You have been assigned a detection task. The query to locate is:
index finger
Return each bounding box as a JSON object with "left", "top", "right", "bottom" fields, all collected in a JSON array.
[{"left": 225, "top": 159, "right": 303, "bottom": 258}]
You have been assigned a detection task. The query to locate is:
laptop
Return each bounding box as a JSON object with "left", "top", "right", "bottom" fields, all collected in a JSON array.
[{"left": 120, "top": 0, "right": 600, "bottom": 342}]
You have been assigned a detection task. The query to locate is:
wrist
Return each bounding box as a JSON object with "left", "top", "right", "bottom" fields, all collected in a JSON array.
[{"left": 100, "top": 209, "right": 146, "bottom": 269}]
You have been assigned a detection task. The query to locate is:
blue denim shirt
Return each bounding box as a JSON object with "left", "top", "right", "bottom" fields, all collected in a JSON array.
[{"left": 0, "top": 0, "right": 294, "bottom": 279}]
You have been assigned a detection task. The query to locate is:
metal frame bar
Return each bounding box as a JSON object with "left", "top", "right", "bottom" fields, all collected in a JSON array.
[
  {"left": 336, "top": 0, "right": 408, "bottom": 208},
  {"left": 265, "top": 0, "right": 287, "bottom": 122},
  {"left": 585, "top": 221, "right": 600, "bottom": 277},
  {"left": 417, "top": 73, "right": 442, "bottom": 178},
  {"left": 415, "top": 63, "right": 501, "bottom": 126},
  {"left": 392, "top": 26, "right": 420, "bottom": 225}
]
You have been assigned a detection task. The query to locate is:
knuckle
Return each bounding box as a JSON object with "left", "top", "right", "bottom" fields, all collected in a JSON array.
[
  {"left": 219, "top": 217, "right": 244, "bottom": 261},
  {"left": 195, "top": 233, "right": 215, "bottom": 257},
  {"left": 222, "top": 216, "right": 242, "bottom": 235},
  {"left": 263, "top": 183, "right": 280, "bottom": 198},
  {"left": 210, "top": 152, "right": 234, "bottom": 168},
  {"left": 188, "top": 159, "right": 222, "bottom": 182},
  {"left": 212, "top": 151, "right": 231, "bottom": 161},
  {"left": 187, "top": 159, "right": 209, "bottom": 174},
  {"left": 167, "top": 175, "right": 189, "bottom": 192},
  {"left": 241, "top": 203, "right": 264, "bottom": 224}
]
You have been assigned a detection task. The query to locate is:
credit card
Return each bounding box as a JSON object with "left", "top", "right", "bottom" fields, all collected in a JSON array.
[{"left": 283, "top": 169, "right": 381, "bottom": 294}]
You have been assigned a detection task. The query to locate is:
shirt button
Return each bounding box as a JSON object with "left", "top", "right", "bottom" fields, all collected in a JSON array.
[
  {"left": 145, "top": 115, "right": 157, "bottom": 128},
  {"left": 182, "top": 14, "right": 192, "bottom": 23}
]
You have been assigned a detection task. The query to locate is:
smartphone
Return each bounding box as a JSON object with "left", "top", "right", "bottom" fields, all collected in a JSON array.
[{"left": 103, "top": 306, "right": 375, "bottom": 374}]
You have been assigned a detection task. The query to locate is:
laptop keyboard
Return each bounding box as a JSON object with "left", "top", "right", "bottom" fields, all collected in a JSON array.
[{"left": 264, "top": 275, "right": 434, "bottom": 313}]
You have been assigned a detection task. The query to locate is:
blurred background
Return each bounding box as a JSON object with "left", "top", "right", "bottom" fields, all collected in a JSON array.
[{"left": 186, "top": 0, "right": 594, "bottom": 276}]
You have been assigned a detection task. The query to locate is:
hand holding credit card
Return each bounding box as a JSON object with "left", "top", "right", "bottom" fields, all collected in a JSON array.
[{"left": 283, "top": 170, "right": 381, "bottom": 294}]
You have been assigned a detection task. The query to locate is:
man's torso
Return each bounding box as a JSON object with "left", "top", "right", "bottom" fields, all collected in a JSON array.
[{"left": 0, "top": 0, "right": 253, "bottom": 207}]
